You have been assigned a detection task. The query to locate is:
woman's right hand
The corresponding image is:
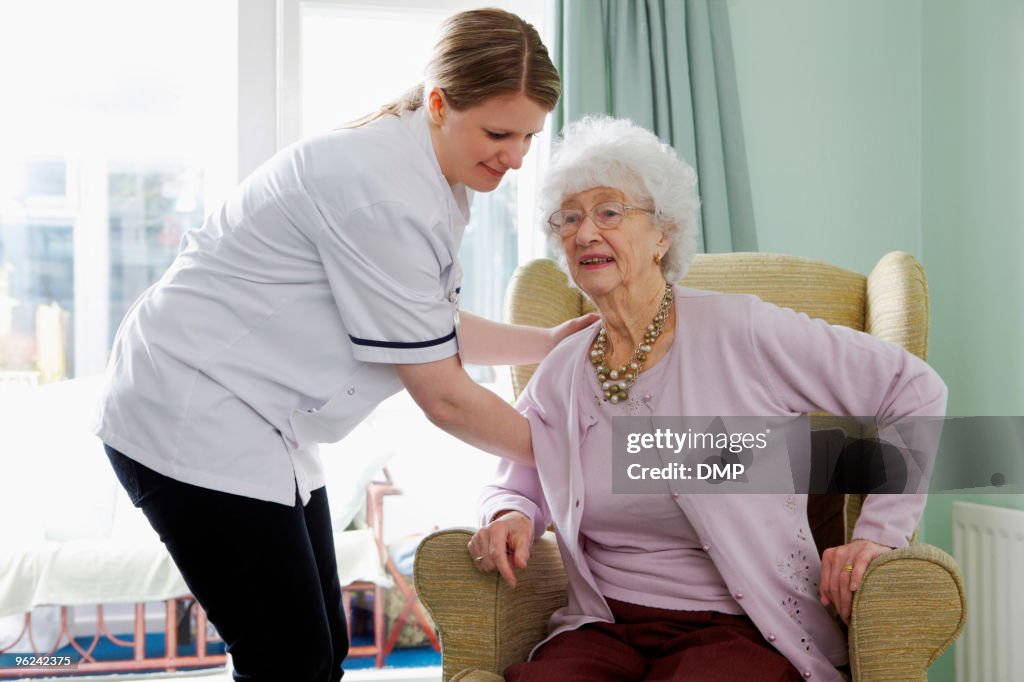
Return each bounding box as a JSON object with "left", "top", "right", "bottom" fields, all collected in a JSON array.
[{"left": 467, "top": 510, "right": 534, "bottom": 588}]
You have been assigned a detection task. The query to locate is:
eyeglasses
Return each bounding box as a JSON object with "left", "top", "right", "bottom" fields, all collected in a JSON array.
[{"left": 548, "top": 201, "right": 655, "bottom": 236}]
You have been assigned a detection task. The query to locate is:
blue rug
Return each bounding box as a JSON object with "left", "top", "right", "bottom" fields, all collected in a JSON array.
[
  {"left": 0, "top": 633, "right": 226, "bottom": 679},
  {"left": 1, "top": 633, "right": 439, "bottom": 677},
  {"left": 345, "top": 636, "right": 442, "bottom": 670}
]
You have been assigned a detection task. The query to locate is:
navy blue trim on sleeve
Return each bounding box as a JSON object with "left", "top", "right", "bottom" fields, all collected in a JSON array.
[{"left": 349, "top": 328, "right": 457, "bottom": 349}]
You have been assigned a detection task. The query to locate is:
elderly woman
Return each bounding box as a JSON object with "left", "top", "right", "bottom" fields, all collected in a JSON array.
[{"left": 468, "top": 117, "right": 946, "bottom": 682}]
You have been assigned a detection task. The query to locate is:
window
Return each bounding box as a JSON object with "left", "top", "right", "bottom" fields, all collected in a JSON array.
[
  {"left": 106, "top": 162, "right": 206, "bottom": 345},
  {"left": 0, "top": 0, "right": 236, "bottom": 387},
  {"left": 1, "top": 1, "right": 552, "bottom": 388}
]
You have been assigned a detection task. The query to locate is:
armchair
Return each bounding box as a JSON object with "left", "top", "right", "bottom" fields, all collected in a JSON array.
[{"left": 415, "top": 252, "right": 966, "bottom": 682}]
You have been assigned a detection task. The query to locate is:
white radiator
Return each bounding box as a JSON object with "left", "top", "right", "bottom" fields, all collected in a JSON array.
[{"left": 952, "top": 501, "right": 1024, "bottom": 682}]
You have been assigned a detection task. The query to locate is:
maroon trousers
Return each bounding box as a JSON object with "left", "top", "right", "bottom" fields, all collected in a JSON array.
[{"left": 504, "top": 599, "right": 804, "bottom": 682}]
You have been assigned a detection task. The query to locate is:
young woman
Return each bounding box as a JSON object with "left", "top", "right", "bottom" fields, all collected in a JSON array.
[{"left": 95, "top": 9, "right": 588, "bottom": 681}]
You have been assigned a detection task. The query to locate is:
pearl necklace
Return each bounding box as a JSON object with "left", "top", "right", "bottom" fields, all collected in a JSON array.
[{"left": 589, "top": 284, "right": 674, "bottom": 404}]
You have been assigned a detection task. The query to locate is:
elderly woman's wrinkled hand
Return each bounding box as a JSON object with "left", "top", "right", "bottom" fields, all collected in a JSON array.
[
  {"left": 467, "top": 510, "right": 535, "bottom": 588},
  {"left": 819, "top": 538, "right": 892, "bottom": 625}
]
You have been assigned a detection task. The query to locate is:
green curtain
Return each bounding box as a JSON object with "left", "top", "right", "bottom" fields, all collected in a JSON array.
[{"left": 552, "top": 0, "right": 757, "bottom": 253}]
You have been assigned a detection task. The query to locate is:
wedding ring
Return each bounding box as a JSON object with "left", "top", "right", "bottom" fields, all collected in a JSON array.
[
  {"left": 842, "top": 564, "right": 855, "bottom": 573},
  {"left": 474, "top": 555, "right": 485, "bottom": 562}
]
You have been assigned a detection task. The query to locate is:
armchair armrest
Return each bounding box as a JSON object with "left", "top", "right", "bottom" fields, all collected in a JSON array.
[
  {"left": 416, "top": 530, "right": 965, "bottom": 682},
  {"left": 415, "top": 529, "right": 567, "bottom": 681},
  {"left": 849, "top": 543, "right": 966, "bottom": 682}
]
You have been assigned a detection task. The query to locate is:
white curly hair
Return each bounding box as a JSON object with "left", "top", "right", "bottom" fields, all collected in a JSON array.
[{"left": 540, "top": 116, "right": 700, "bottom": 283}]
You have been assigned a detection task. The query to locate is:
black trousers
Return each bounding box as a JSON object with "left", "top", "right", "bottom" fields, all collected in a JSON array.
[{"left": 104, "top": 445, "right": 347, "bottom": 682}]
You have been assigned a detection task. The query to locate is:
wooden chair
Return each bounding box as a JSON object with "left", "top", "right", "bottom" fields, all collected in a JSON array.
[{"left": 344, "top": 469, "right": 439, "bottom": 668}]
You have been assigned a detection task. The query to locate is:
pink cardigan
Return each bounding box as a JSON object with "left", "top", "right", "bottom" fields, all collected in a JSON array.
[{"left": 480, "top": 286, "right": 947, "bottom": 682}]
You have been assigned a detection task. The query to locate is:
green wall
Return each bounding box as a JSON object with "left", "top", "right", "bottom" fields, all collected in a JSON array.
[
  {"left": 920, "top": 1, "right": 1024, "bottom": 678},
  {"left": 727, "top": 0, "right": 923, "bottom": 276},
  {"left": 728, "top": 1, "right": 1024, "bottom": 680},
  {"left": 922, "top": 0, "right": 1024, "bottom": 419}
]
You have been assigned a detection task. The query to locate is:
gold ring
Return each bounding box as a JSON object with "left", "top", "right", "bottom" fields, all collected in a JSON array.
[
  {"left": 474, "top": 555, "right": 485, "bottom": 562},
  {"left": 842, "top": 564, "right": 855, "bottom": 573}
]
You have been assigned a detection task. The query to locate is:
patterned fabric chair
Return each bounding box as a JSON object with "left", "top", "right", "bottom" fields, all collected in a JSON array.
[{"left": 415, "top": 252, "right": 966, "bottom": 682}]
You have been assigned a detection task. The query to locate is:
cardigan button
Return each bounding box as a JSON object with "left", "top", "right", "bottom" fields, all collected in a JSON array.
[
  {"left": 671, "top": 492, "right": 679, "bottom": 498},
  {"left": 767, "top": 633, "right": 776, "bottom": 642},
  {"left": 803, "top": 672, "right": 812, "bottom": 679},
  {"left": 735, "top": 592, "right": 743, "bottom": 600},
  {"left": 702, "top": 544, "right": 711, "bottom": 552}
]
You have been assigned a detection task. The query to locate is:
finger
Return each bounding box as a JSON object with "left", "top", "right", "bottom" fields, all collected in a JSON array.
[
  {"left": 512, "top": 538, "right": 531, "bottom": 569},
  {"left": 849, "top": 546, "right": 882, "bottom": 592},
  {"left": 819, "top": 551, "right": 833, "bottom": 605},
  {"left": 492, "top": 541, "right": 517, "bottom": 588},
  {"left": 467, "top": 533, "right": 485, "bottom": 554},
  {"left": 827, "top": 561, "right": 843, "bottom": 610},
  {"left": 509, "top": 528, "right": 532, "bottom": 570},
  {"left": 831, "top": 557, "right": 849, "bottom": 616},
  {"left": 469, "top": 531, "right": 493, "bottom": 572},
  {"left": 840, "top": 547, "right": 876, "bottom": 623},
  {"left": 564, "top": 314, "right": 600, "bottom": 335},
  {"left": 850, "top": 556, "right": 868, "bottom": 592},
  {"left": 838, "top": 565, "right": 855, "bottom": 624},
  {"left": 822, "top": 555, "right": 841, "bottom": 611},
  {"left": 473, "top": 547, "right": 490, "bottom": 571}
]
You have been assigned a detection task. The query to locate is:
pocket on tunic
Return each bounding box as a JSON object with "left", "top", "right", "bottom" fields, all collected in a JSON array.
[{"left": 288, "top": 363, "right": 403, "bottom": 449}]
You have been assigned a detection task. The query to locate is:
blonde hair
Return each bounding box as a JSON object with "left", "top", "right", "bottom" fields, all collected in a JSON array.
[{"left": 342, "top": 8, "right": 560, "bottom": 127}]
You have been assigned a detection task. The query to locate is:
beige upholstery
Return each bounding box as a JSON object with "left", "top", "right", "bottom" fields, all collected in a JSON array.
[{"left": 415, "top": 252, "right": 966, "bottom": 682}]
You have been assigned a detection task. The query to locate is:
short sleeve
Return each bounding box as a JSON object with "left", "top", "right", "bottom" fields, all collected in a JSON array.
[{"left": 317, "top": 200, "right": 460, "bottom": 364}]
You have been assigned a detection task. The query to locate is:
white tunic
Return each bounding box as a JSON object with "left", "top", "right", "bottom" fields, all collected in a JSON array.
[{"left": 95, "top": 108, "right": 469, "bottom": 506}]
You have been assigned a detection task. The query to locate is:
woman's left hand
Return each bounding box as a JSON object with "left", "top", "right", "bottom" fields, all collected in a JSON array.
[
  {"left": 548, "top": 313, "right": 600, "bottom": 350},
  {"left": 819, "top": 538, "right": 892, "bottom": 624}
]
